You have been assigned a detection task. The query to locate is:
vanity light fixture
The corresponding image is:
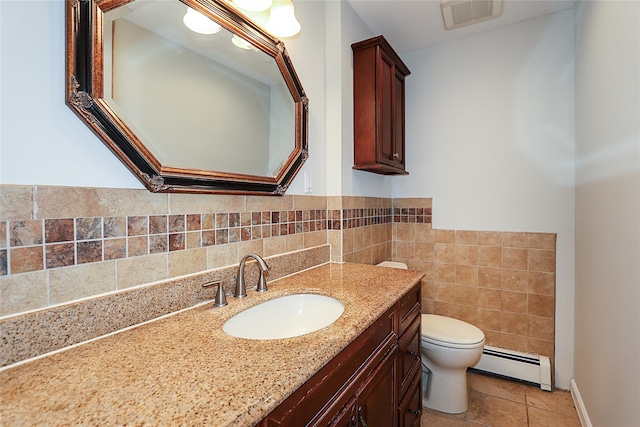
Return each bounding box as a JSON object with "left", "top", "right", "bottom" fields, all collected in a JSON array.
[
  {"left": 183, "top": 7, "right": 221, "bottom": 35},
  {"left": 266, "top": 0, "right": 301, "bottom": 38},
  {"left": 233, "top": 0, "right": 272, "bottom": 12}
]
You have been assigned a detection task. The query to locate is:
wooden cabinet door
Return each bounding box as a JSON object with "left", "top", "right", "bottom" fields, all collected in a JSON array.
[
  {"left": 354, "top": 348, "right": 397, "bottom": 427},
  {"left": 378, "top": 49, "right": 396, "bottom": 168}
]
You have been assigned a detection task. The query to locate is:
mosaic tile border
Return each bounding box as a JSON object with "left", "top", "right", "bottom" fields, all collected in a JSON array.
[{"left": 1, "top": 210, "right": 327, "bottom": 276}]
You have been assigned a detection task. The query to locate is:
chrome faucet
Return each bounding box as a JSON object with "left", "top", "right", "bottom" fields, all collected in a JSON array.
[{"left": 235, "top": 254, "right": 270, "bottom": 298}]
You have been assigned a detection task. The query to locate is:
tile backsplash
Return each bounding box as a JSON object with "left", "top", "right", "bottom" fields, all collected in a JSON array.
[{"left": 1, "top": 186, "right": 556, "bottom": 373}]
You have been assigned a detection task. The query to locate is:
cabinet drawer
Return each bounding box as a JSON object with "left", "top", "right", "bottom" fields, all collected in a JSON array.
[
  {"left": 398, "top": 283, "right": 421, "bottom": 336},
  {"left": 398, "top": 369, "right": 422, "bottom": 427},
  {"left": 398, "top": 314, "right": 421, "bottom": 398}
]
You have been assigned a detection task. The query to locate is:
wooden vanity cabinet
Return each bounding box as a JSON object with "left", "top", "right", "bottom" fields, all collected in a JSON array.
[
  {"left": 260, "top": 282, "right": 421, "bottom": 427},
  {"left": 352, "top": 35, "right": 411, "bottom": 175}
]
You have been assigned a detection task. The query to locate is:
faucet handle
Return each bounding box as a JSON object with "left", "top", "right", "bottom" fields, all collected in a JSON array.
[{"left": 212, "top": 281, "right": 227, "bottom": 307}]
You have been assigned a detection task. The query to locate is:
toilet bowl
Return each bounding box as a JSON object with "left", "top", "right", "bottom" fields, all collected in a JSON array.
[{"left": 421, "top": 314, "right": 485, "bottom": 414}]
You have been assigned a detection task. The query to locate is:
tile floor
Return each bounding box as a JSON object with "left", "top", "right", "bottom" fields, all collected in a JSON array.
[{"left": 421, "top": 371, "right": 582, "bottom": 427}]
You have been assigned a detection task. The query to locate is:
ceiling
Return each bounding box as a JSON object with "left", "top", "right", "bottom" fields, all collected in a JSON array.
[{"left": 345, "top": 0, "right": 576, "bottom": 52}]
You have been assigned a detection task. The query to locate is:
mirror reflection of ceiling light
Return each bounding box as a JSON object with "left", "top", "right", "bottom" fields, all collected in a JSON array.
[
  {"left": 233, "top": 0, "right": 273, "bottom": 12},
  {"left": 266, "top": 0, "right": 301, "bottom": 38},
  {"left": 231, "top": 34, "right": 253, "bottom": 50},
  {"left": 183, "top": 7, "right": 221, "bottom": 35}
]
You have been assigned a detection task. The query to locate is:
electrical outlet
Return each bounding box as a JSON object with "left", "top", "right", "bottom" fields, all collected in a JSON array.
[{"left": 304, "top": 171, "right": 312, "bottom": 193}]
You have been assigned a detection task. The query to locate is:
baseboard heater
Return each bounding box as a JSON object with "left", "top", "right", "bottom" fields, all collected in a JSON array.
[{"left": 471, "top": 345, "right": 552, "bottom": 391}]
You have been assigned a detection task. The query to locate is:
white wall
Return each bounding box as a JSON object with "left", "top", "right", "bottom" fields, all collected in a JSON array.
[
  {"left": 0, "top": 0, "right": 327, "bottom": 195},
  {"left": 397, "top": 11, "right": 576, "bottom": 389},
  {"left": 574, "top": 0, "right": 640, "bottom": 424}
]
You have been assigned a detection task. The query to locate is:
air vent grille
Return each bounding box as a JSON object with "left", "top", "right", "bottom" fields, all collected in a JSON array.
[{"left": 441, "top": 0, "right": 504, "bottom": 30}]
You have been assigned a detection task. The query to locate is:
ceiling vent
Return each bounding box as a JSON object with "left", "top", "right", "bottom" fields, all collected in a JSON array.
[{"left": 441, "top": 0, "right": 504, "bottom": 30}]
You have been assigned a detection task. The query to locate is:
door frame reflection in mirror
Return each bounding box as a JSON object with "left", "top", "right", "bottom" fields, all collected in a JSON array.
[{"left": 66, "top": 0, "right": 308, "bottom": 195}]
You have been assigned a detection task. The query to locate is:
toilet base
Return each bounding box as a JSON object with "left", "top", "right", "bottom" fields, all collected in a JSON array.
[{"left": 422, "top": 368, "right": 470, "bottom": 414}]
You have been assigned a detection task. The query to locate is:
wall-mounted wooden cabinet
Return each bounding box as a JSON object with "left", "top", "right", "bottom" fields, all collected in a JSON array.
[{"left": 352, "top": 36, "right": 411, "bottom": 175}]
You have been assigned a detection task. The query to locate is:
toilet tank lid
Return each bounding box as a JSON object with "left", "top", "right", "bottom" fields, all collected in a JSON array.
[
  {"left": 421, "top": 314, "right": 485, "bottom": 345},
  {"left": 376, "top": 261, "right": 408, "bottom": 269}
]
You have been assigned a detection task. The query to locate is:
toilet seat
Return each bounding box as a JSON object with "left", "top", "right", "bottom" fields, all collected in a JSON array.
[{"left": 421, "top": 314, "right": 485, "bottom": 349}]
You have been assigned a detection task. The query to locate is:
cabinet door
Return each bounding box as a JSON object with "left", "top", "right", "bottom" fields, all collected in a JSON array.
[
  {"left": 328, "top": 398, "right": 357, "bottom": 427},
  {"left": 398, "top": 371, "right": 422, "bottom": 427},
  {"left": 377, "top": 49, "right": 397, "bottom": 168},
  {"left": 393, "top": 68, "right": 406, "bottom": 167},
  {"left": 355, "top": 348, "right": 397, "bottom": 427}
]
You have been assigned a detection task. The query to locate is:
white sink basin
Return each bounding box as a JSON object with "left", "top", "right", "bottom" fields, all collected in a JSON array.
[{"left": 222, "top": 294, "right": 344, "bottom": 340}]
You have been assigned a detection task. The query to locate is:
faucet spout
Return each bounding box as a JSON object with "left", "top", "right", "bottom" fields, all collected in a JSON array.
[{"left": 235, "top": 254, "right": 270, "bottom": 298}]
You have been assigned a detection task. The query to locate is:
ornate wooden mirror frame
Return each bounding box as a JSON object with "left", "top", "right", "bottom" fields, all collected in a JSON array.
[{"left": 66, "top": 0, "right": 309, "bottom": 195}]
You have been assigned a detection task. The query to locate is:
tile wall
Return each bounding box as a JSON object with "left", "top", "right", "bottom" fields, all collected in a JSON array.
[
  {"left": 391, "top": 198, "right": 557, "bottom": 367},
  {"left": 0, "top": 186, "right": 556, "bottom": 371}
]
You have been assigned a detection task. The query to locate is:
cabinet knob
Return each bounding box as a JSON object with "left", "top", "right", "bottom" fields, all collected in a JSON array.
[
  {"left": 408, "top": 351, "right": 420, "bottom": 360},
  {"left": 409, "top": 408, "right": 422, "bottom": 416},
  {"left": 393, "top": 152, "right": 399, "bottom": 159}
]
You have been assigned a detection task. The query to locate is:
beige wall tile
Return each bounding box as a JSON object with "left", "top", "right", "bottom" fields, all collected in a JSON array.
[
  {"left": 286, "top": 234, "right": 304, "bottom": 252},
  {"left": 293, "top": 195, "right": 327, "bottom": 210},
  {"left": 49, "top": 262, "right": 116, "bottom": 305},
  {"left": 477, "top": 308, "right": 502, "bottom": 331},
  {"left": 238, "top": 240, "right": 263, "bottom": 258},
  {"left": 528, "top": 294, "right": 555, "bottom": 318},
  {"left": 528, "top": 233, "right": 556, "bottom": 249},
  {"left": 326, "top": 196, "right": 342, "bottom": 210},
  {"left": 477, "top": 246, "right": 502, "bottom": 267},
  {"left": 501, "top": 333, "right": 528, "bottom": 353},
  {"left": 117, "top": 253, "right": 167, "bottom": 289},
  {"left": 392, "top": 198, "right": 431, "bottom": 208},
  {"left": 456, "top": 265, "right": 478, "bottom": 286},
  {"left": 478, "top": 231, "right": 503, "bottom": 246},
  {"left": 435, "top": 243, "right": 455, "bottom": 263},
  {"left": 502, "top": 269, "right": 528, "bottom": 293},
  {"left": 414, "top": 224, "right": 434, "bottom": 243},
  {"left": 477, "top": 288, "right": 502, "bottom": 310},
  {"left": 502, "top": 291, "right": 527, "bottom": 314},
  {"left": 396, "top": 241, "right": 415, "bottom": 259},
  {"left": 263, "top": 237, "right": 286, "bottom": 258},
  {"left": 304, "top": 230, "right": 327, "bottom": 248},
  {"left": 415, "top": 242, "right": 434, "bottom": 262},
  {"left": 503, "top": 232, "right": 528, "bottom": 248},
  {"left": 342, "top": 229, "right": 354, "bottom": 254},
  {"left": 435, "top": 263, "right": 456, "bottom": 283},
  {"left": 395, "top": 223, "right": 415, "bottom": 242},
  {"left": 501, "top": 312, "right": 528, "bottom": 336},
  {"left": 168, "top": 248, "right": 207, "bottom": 277},
  {"left": 455, "top": 284, "right": 478, "bottom": 306},
  {"left": 502, "top": 247, "right": 528, "bottom": 270},
  {"left": 527, "top": 338, "right": 554, "bottom": 359},
  {"left": 0, "top": 271, "right": 48, "bottom": 315},
  {"left": 352, "top": 227, "right": 365, "bottom": 251},
  {"left": 433, "top": 281, "right": 457, "bottom": 303},
  {"left": 455, "top": 230, "right": 478, "bottom": 245},
  {"left": 206, "top": 243, "right": 239, "bottom": 268},
  {"left": 528, "top": 316, "right": 555, "bottom": 341},
  {"left": 528, "top": 249, "right": 556, "bottom": 273},
  {"left": 1, "top": 185, "right": 33, "bottom": 221},
  {"left": 169, "top": 194, "right": 243, "bottom": 215},
  {"left": 245, "top": 195, "right": 293, "bottom": 212},
  {"left": 478, "top": 267, "right": 502, "bottom": 289},
  {"left": 455, "top": 244, "right": 478, "bottom": 266},
  {"left": 327, "top": 230, "right": 342, "bottom": 256},
  {"left": 528, "top": 272, "right": 555, "bottom": 296},
  {"left": 435, "top": 229, "right": 455, "bottom": 243},
  {"left": 37, "top": 187, "right": 168, "bottom": 219}
]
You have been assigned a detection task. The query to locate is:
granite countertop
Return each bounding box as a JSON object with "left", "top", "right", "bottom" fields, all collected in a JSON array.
[{"left": 0, "top": 263, "right": 423, "bottom": 426}]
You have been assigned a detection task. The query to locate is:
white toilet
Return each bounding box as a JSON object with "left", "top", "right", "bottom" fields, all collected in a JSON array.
[
  {"left": 375, "top": 261, "right": 485, "bottom": 414},
  {"left": 421, "top": 314, "right": 485, "bottom": 414}
]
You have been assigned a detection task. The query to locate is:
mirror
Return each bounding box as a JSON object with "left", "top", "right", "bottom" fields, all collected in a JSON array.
[{"left": 66, "top": 0, "right": 308, "bottom": 195}]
